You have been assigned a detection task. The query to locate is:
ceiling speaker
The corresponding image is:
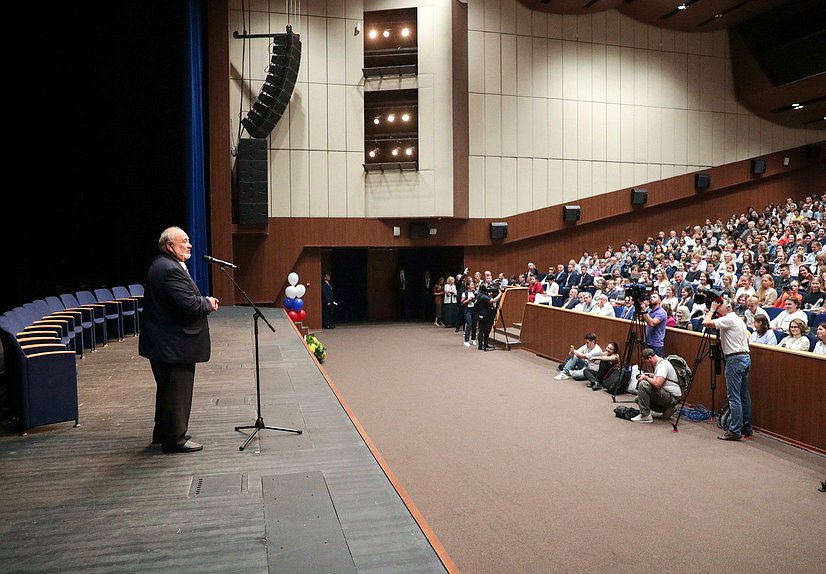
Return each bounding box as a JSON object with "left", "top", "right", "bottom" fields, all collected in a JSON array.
[
  {"left": 409, "top": 221, "right": 429, "bottom": 240},
  {"left": 563, "top": 205, "right": 581, "bottom": 222},
  {"left": 695, "top": 173, "right": 711, "bottom": 189},
  {"left": 751, "top": 159, "right": 766, "bottom": 174},
  {"left": 490, "top": 222, "right": 508, "bottom": 240}
]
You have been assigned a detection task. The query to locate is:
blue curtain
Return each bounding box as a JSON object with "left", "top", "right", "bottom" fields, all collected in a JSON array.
[{"left": 184, "top": 0, "right": 210, "bottom": 295}]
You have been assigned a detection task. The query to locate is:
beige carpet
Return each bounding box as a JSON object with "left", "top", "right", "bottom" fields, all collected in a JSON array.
[{"left": 318, "top": 322, "right": 826, "bottom": 574}]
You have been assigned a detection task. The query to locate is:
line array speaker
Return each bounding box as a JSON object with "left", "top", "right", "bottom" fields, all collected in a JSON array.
[
  {"left": 490, "top": 222, "right": 508, "bottom": 239},
  {"left": 236, "top": 139, "right": 268, "bottom": 225},
  {"left": 563, "top": 205, "right": 581, "bottom": 222},
  {"left": 695, "top": 173, "right": 711, "bottom": 189},
  {"left": 631, "top": 188, "right": 648, "bottom": 205},
  {"left": 241, "top": 27, "right": 301, "bottom": 140}
]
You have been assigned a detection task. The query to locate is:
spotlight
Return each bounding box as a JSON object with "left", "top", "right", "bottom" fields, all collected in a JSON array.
[
  {"left": 368, "top": 29, "right": 377, "bottom": 39},
  {"left": 391, "top": 148, "right": 400, "bottom": 156},
  {"left": 401, "top": 27, "right": 410, "bottom": 37},
  {"left": 678, "top": 3, "right": 687, "bottom": 9},
  {"left": 382, "top": 29, "right": 390, "bottom": 38},
  {"left": 405, "top": 147, "right": 414, "bottom": 156},
  {"left": 368, "top": 148, "right": 379, "bottom": 158},
  {"left": 387, "top": 113, "right": 396, "bottom": 123},
  {"left": 373, "top": 116, "right": 380, "bottom": 125},
  {"left": 401, "top": 113, "right": 410, "bottom": 122}
]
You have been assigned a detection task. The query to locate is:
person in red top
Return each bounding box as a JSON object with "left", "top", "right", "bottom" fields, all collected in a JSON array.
[{"left": 527, "top": 274, "right": 545, "bottom": 303}]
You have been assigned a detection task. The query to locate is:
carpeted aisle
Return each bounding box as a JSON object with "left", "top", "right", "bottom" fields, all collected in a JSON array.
[{"left": 318, "top": 322, "right": 826, "bottom": 574}]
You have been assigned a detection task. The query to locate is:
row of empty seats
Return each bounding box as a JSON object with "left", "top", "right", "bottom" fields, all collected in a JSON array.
[{"left": 0, "top": 284, "right": 144, "bottom": 432}]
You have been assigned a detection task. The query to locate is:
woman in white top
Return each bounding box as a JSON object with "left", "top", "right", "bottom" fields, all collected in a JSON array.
[
  {"left": 661, "top": 283, "right": 679, "bottom": 313},
  {"left": 748, "top": 315, "right": 777, "bottom": 346},
  {"left": 777, "top": 318, "right": 810, "bottom": 352},
  {"left": 442, "top": 275, "right": 459, "bottom": 327},
  {"left": 654, "top": 271, "right": 671, "bottom": 297},
  {"left": 813, "top": 324, "right": 826, "bottom": 355}
]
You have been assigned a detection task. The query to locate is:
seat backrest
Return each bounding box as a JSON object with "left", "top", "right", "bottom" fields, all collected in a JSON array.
[
  {"left": 32, "top": 300, "right": 53, "bottom": 320},
  {"left": 60, "top": 293, "right": 81, "bottom": 308},
  {"left": 128, "top": 284, "right": 145, "bottom": 297},
  {"left": 813, "top": 314, "right": 826, "bottom": 329},
  {"left": 75, "top": 291, "right": 97, "bottom": 306},
  {"left": 613, "top": 306, "right": 623, "bottom": 318},
  {"left": 773, "top": 329, "right": 786, "bottom": 343},
  {"left": 93, "top": 288, "right": 115, "bottom": 302},
  {"left": 23, "top": 302, "right": 47, "bottom": 322},
  {"left": 112, "top": 286, "right": 131, "bottom": 299},
  {"left": 807, "top": 335, "right": 817, "bottom": 352},
  {"left": 691, "top": 317, "right": 703, "bottom": 331},
  {"left": 45, "top": 296, "right": 65, "bottom": 313},
  {"left": 764, "top": 307, "right": 782, "bottom": 320}
]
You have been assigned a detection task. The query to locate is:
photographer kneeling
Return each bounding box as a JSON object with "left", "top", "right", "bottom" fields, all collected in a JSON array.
[{"left": 630, "top": 348, "right": 681, "bottom": 423}]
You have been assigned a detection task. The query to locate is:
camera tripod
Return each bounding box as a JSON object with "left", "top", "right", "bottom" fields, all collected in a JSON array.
[
  {"left": 671, "top": 325, "right": 722, "bottom": 432},
  {"left": 490, "top": 291, "right": 512, "bottom": 350},
  {"left": 611, "top": 309, "right": 647, "bottom": 403}
]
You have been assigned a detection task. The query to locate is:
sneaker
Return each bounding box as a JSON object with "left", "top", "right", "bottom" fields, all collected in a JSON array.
[
  {"left": 717, "top": 431, "right": 742, "bottom": 441},
  {"left": 471, "top": 340, "right": 477, "bottom": 346},
  {"left": 555, "top": 372, "right": 570, "bottom": 380},
  {"left": 631, "top": 413, "right": 653, "bottom": 423},
  {"left": 464, "top": 341, "right": 471, "bottom": 347}
]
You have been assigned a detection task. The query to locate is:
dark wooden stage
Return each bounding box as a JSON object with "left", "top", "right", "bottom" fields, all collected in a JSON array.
[{"left": 0, "top": 307, "right": 448, "bottom": 574}]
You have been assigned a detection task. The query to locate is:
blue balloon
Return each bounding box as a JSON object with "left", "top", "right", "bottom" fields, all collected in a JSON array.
[
  {"left": 283, "top": 297, "right": 294, "bottom": 310},
  {"left": 293, "top": 298, "right": 304, "bottom": 311}
]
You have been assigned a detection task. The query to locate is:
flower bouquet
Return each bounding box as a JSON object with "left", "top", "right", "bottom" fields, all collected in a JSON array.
[{"left": 305, "top": 334, "right": 327, "bottom": 362}]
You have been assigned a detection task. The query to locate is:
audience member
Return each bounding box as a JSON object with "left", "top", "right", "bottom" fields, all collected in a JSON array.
[
  {"left": 748, "top": 315, "right": 777, "bottom": 346},
  {"left": 770, "top": 297, "right": 807, "bottom": 334},
  {"left": 590, "top": 294, "right": 615, "bottom": 317},
  {"left": 814, "top": 324, "right": 826, "bottom": 355},
  {"left": 674, "top": 305, "right": 693, "bottom": 330},
  {"left": 555, "top": 332, "right": 602, "bottom": 381},
  {"left": 777, "top": 318, "right": 810, "bottom": 352},
  {"left": 583, "top": 342, "right": 620, "bottom": 391}
]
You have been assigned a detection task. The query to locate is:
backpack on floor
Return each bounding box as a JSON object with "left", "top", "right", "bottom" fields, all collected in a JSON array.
[
  {"left": 602, "top": 366, "right": 631, "bottom": 394},
  {"left": 665, "top": 354, "right": 692, "bottom": 395}
]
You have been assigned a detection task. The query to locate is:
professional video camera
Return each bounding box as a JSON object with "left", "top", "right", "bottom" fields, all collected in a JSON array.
[
  {"left": 694, "top": 287, "right": 725, "bottom": 306},
  {"left": 624, "top": 282, "right": 650, "bottom": 313}
]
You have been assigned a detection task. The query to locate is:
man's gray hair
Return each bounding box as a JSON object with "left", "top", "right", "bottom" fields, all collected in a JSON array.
[{"left": 158, "top": 226, "right": 184, "bottom": 253}]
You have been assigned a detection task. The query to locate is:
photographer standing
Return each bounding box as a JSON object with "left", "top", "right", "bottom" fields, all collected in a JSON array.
[
  {"left": 703, "top": 297, "right": 752, "bottom": 441},
  {"left": 476, "top": 270, "right": 503, "bottom": 351},
  {"left": 640, "top": 292, "right": 667, "bottom": 357}
]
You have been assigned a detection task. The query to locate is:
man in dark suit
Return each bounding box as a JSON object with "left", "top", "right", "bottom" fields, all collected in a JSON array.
[
  {"left": 139, "top": 227, "right": 219, "bottom": 453},
  {"left": 561, "top": 263, "right": 580, "bottom": 298},
  {"left": 577, "top": 265, "right": 594, "bottom": 290},
  {"left": 321, "top": 273, "right": 335, "bottom": 329}
]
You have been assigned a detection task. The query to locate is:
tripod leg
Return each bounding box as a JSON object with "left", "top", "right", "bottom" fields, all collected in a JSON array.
[{"left": 238, "top": 427, "right": 259, "bottom": 451}]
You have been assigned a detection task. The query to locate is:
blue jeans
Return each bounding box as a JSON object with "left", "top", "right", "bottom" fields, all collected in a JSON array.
[
  {"left": 464, "top": 308, "right": 477, "bottom": 343},
  {"left": 563, "top": 356, "right": 587, "bottom": 376},
  {"left": 724, "top": 354, "right": 752, "bottom": 436},
  {"left": 646, "top": 344, "right": 664, "bottom": 357}
]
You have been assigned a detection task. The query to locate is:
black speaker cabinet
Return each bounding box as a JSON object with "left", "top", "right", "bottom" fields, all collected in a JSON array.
[
  {"left": 695, "top": 173, "right": 711, "bottom": 189},
  {"left": 409, "top": 221, "right": 430, "bottom": 240},
  {"left": 236, "top": 139, "right": 268, "bottom": 225},
  {"left": 751, "top": 159, "right": 766, "bottom": 174},
  {"left": 490, "top": 222, "right": 508, "bottom": 239},
  {"left": 563, "top": 205, "right": 581, "bottom": 222},
  {"left": 242, "top": 27, "right": 302, "bottom": 139},
  {"left": 631, "top": 188, "right": 648, "bottom": 205}
]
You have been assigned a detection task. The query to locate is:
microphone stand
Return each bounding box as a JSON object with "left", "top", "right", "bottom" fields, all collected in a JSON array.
[{"left": 216, "top": 264, "right": 302, "bottom": 451}]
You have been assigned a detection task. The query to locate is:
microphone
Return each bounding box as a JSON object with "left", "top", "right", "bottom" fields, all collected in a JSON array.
[{"left": 203, "top": 255, "right": 237, "bottom": 269}]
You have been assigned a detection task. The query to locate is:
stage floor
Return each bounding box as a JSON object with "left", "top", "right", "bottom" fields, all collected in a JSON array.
[{"left": 0, "top": 307, "right": 447, "bottom": 574}]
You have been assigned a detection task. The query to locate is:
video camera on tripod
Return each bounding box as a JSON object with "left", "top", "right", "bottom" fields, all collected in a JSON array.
[
  {"left": 624, "top": 282, "right": 651, "bottom": 313},
  {"left": 694, "top": 286, "right": 726, "bottom": 307}
]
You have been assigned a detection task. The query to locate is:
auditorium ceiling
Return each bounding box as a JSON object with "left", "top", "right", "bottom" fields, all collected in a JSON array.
[{"left": 515, "top": 0, "right": 826, "bottom": 129}]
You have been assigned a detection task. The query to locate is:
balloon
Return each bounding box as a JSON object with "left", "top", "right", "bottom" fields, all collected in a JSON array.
[
  {"left": 297, "top": 309, "right": 306, "bottom": 321},
  {"left": 283, "top": 297, "right": 294, "bottom": 310},
  {"left": 288, "top": 272, "right": 299, "bottom": 286},
  {"left": 295, "top": 284, "right": 306, "bottom": 298},
  {"left": 293, "top": 298, "right": 304, "bottom": 311},
  {"left": 288, "top": 310, "right": 299, "bottom": 321},
  {"left": 285, "top": 285, "right": 298, "bottom": 299}
]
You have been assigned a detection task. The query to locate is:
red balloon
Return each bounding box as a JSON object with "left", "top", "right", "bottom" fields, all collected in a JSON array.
[
  {"left": 297, "top": 309, "right": 306, "bottom": 321},
  {"left": 288, "top": 310, "right": 299, "bottom": 321}
]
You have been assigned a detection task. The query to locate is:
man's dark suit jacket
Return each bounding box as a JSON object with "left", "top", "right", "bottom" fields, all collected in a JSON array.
[
  {"left": 563, "top": 272, "right": 581, "bottom": 289},
  {"left": 139, "top": 253, "right": 213, "bottom": 365},
  {"left": 577, "top": 274, "right": 594, "bottom": 289},
  {"left": 322, "top": 280, "right": 334, "bottom": 305}
]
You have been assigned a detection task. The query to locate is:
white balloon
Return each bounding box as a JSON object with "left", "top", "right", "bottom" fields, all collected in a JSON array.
[
  {"left": 288, "top": 272, "right": 299, "bottom": 286},
  {"left": 285, "top": 285, "right": 298, "bottom": 299},
  {"left": 295, "top": 284, "right": 306, "bottom": 298}
]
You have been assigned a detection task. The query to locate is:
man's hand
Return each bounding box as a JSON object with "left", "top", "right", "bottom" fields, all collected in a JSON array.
[{"left": 206, "top": 296, "right": 219, "bottom": 311}]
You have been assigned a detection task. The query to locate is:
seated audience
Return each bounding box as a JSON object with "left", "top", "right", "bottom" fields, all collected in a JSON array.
[
  {"left": 561, "top": 287, "right": 580, "bottom": 310},
  {"left": 755, "top": 274, "right": 778, "bottom": 306},
  {"left": 574, "top": 292, "right": 595, "bottom": 313},
  {"left": 814, "top": 324, "right": 826, "bottom": 355},
  {"left": 802, "top": 277, "right": 825, "bottom": 312},
  {"left": 590, "top": 294, "right": 615, "bottom": 317},
  {"left": 770, "top": 296, "right": 808, "bottom": 334},
  {"left": 748, "top": 315, "right": 777, "bottom": 346},
  {"left": 775, "top": 280, "right": 801, "bottom": 308},
  {"left": 527, "top": 275, "right": 544, "bottom": 303},
  {"left": 777, "top": 318, "right": 810, "bottom": 352},
  {"left": 674, "top": 305, "right": 693, "bottom": 330},
  {"left": 663, "top": 303, "right": 677, "bottom": 327},
  {"left": 555, "top": 332, "right": 602, "bottom": 381},
  {"left": 744, "top": 296, "right": 769, "bottom": 329}
]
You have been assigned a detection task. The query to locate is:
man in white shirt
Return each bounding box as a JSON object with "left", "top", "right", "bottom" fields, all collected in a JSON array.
[
  {"left": 555, "top": 332, "right": 602, "bottom": 380},
  {"left": 631, "top": 348, "right": 681, "bottom": 423},
  {"left": 769, "top": 297, "right": 808, "bottom": 334},
  {"left": 744, "top": 296, "right": 769, "bottom": 329},
  {"left": 704, "top": 297, "right": 752, "bottom": 440},
  {"left": 590, "top": 294, "right": 616, "bottom": 317}
]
